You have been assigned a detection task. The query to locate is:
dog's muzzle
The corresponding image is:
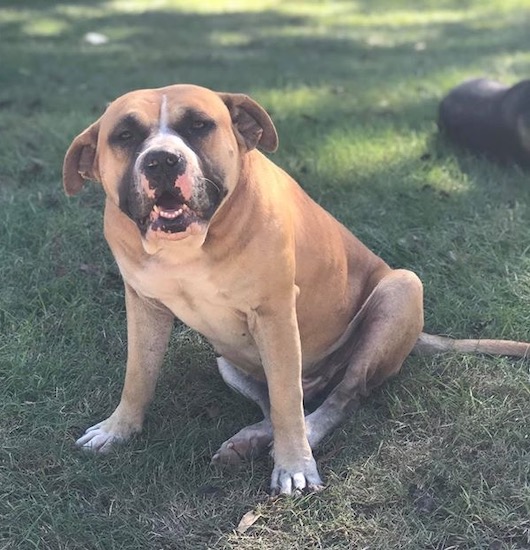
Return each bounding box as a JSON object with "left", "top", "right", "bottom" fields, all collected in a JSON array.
[
  {"left": 142, "top": 149, "right": 187, "bottom": 191},
  {"left": 128, "top": 143, "right": 223, "bottom": 241}
]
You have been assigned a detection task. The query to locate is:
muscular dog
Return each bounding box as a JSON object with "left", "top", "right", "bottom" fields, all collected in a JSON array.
[
  {"left": 63, "top": 84, "right": 530, "bottom": 495},
  {"left": 439, "top": 78, "right": 530, "bottom": 166}
]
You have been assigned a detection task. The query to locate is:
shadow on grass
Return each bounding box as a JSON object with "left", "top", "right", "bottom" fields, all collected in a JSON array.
[{"left": 2, "top": 2, "right": 530, "bottom": 112}]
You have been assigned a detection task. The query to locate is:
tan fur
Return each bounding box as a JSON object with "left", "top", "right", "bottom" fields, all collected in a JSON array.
[{"left": 64, "top": 84, "right": 530, "bottom": 494}]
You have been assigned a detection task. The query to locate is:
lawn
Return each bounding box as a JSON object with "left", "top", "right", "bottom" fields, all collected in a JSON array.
[{"left": 1, "top": 0, "right": 530, "bottom": 548}]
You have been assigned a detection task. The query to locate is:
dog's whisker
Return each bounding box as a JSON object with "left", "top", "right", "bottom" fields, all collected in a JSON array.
[{"left": 201, "top": 177, "right": 221, "bottom": 194}]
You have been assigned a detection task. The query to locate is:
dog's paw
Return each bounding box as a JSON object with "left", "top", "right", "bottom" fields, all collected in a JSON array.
[
  {"left": 75, "top": 421, "right": 127, "bottom": 453},
  {"left": 211, "top": 420, "right": 272, "bottom": 467},
  {"left": 270, "top": 456, "right": 324, "bottom": 496}
]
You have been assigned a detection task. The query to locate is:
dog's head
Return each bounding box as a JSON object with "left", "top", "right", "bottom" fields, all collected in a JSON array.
[{"left": 63, "top": 84, "right": 278, "bottom": 242}]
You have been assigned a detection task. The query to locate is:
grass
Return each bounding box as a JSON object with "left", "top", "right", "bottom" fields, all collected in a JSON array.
[{"left": 1, "top": 0, "right": 530, "bottom": 548}]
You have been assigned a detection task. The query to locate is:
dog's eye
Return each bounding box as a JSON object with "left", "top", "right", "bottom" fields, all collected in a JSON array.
[
  {"left": 177, "top": 117, "right": 214, "bottom": 139},
  {"left": 190, "top": 120, "right": 206, "bottom": 130},
  {"left": 118, "top": 130, "right": 133, "bottom": 141},
  {"left": 109, "top": 116, "right": 149, "bottom": 149}
]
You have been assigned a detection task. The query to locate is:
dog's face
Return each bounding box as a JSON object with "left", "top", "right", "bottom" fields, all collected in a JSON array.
[{"left": 63, "top": 84, "right": 278, "bottom": 242}]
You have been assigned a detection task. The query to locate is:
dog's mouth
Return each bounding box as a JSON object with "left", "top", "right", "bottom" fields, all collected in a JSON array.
[{"left": 140, "top": 190, "right": 206, "bottom": 236}]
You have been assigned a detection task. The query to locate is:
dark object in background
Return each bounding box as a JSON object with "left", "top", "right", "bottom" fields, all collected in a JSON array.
[{"left": 438, "top": 78, "right": 530, "bottom": 166}]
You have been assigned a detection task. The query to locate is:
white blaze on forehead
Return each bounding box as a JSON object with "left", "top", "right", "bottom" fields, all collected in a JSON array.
[{"left": 159, "top": 94, "right": 169, "bottom": 133}]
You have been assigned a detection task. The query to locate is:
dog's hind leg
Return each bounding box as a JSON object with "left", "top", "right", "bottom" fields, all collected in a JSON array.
[
  {"left": 305, "top": 269, "right": 424, "bottom": 449},
  {"left": 211, "top": 357, "right": 273, "bottom": 466},
  {"left": 212, "top": 269, "right": 423, "bottom": 465}
]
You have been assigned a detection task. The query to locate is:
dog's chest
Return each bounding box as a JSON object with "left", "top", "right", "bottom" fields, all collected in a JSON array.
[{"left": 118, "top": 251, "right": 261, "bottom": 367}]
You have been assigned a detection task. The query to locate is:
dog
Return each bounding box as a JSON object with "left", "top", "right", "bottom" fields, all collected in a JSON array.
[
  {"left": 438, "top": 78, "right": 530, "bottom": 166},
  {"left": 63, "top": 84, "right": 530, "bottom": 495}
]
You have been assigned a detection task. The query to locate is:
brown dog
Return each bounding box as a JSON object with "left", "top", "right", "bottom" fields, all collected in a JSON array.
[{"left": 63, "top": 84, "right": 530, "bottom": 495}]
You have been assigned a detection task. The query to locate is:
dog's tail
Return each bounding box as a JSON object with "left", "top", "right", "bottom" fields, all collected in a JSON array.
[{"left": 413, "top": 332, "right": 530, "bottom": 359}]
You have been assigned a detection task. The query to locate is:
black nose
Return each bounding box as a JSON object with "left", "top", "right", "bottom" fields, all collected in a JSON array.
[{"left": 142, "top": 150, "right": 186, "bottom": 187}]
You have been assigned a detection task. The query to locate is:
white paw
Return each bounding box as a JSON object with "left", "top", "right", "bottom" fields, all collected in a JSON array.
[
  {"left": 270, "top": 457, "right": 324, "bottom": 496},
  {"left": 75, "top": 422, "right": 125, "bottom": 453}
]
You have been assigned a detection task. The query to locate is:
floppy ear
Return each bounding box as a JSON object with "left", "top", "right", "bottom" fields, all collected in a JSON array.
[
  {"left": 62, "top": 120, "right": 101, "bottom": 196},
  {"left": 516, "top": 114, "right": 530, "bottom": 153},
  {"left": 500, "top": 80, "right": 530, "bottom": 125},
  {"left": 219, "top": 92, "right": 278, "bottom": 153}
]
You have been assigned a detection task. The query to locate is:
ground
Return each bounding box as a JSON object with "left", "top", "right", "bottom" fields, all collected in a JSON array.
[{"left": 1, "top": 1, "right": 530, "bottom": 548}]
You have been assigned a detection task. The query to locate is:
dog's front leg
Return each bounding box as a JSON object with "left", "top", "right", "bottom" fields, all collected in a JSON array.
[
  {"left": 248, "top": 294, "right": 323, "bottom": 495},
  {"left": 76, "top": 282, "right": 173, "bottom": 452}
]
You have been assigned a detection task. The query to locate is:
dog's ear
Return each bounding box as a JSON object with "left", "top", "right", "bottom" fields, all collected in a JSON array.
[
  {"left": 501, "top": 80, "right": 530, "bottom": 124},
  {"left": 516, "top": 114, "right": 530, "bottom": 153},
  {"left": 219, "top": 93, "right": 278, "bottom": 153},
  {"left": 62, "top": 120, "right": 101, "bottom": 196},
  {"left": 500, "top": 81, "right": 530, "bottom": 154}
]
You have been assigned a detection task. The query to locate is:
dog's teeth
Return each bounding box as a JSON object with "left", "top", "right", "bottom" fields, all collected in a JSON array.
[
  {"left": 153, "top": 205, "right": 160, "bottom": 213},
  {"left": 159, "top": 208, "right": 183, "bottom": 220}
]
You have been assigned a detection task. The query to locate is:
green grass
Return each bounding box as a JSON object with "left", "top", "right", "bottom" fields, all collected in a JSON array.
[{"left": 2, "top": 0, "right": 530, "bottom": 548}]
